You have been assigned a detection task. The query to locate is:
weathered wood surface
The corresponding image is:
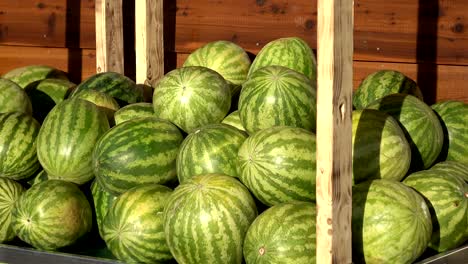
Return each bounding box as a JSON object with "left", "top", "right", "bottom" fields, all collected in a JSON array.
[{"left": 0, "top": 0, "right": 467, "bottom": 65}]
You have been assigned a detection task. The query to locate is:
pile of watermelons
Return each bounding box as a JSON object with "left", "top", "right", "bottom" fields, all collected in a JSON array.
[{"left": 0, "top": 37, "right": 467, "bottom": 264}]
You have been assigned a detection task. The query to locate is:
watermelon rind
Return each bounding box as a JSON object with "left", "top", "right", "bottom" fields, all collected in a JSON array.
[
  {"left": 0, "top": 178, "right": 25, "bottom": 243},
  {"left": 0, "top": 78, "right": 32, "bottom": 114},
  {"left": 2, "top": 65, "right": 68, "bottom": 88}
]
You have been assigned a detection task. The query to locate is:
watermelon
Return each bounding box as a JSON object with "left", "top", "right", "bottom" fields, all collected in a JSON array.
[
  {"left": 70, "top": 72, "right": 143, "bottom": 106},
  {"left": 113, "top": 102, "right": 154, "bottom": 125},
  {"left": 239, "top": 65, "right": 317, "bottom": 134},
  {"left": 353, "top": 70, "right": 423, "bottom": 109},
  {"left": 90, "top": 180, "right": 117, "bottom": 238},
  {"left": 403, "top": 170, "right": 468, "bottom": 252},
  {"left": 2, "top": 65, "right": 68, "bottom": 88},
  {"left": 73, "top": 89, "right": 120, "bottom": 124},
  {"left": 367, "top": 94, "right": 444, "bottom": 171},
  {"left": 352, "top": 109, "right": 411, "bottom": 183},
  {"left": 93, "top": 117, "right": 183, "bottom": 195},
  {"left": 11, "top": 180, "right": 92, "bottom": 250},
  {"left": 183, "top": 40, "right": 251, "bottom": 95},
  {"left": 37, "top": 98, "right": 110, "bottom": 185},
  {"left": 153, "top": 66, "right": 231, "bottom": 133},
  {"left": 431, "top": 100, "right": 468, "bottom": 163},
  {"left": 237, "top": 126, "right": 316, "bottom": 206},
  {"left": 243, "top": 201, "right": 316, "bottom": 264},
  {"left": 24, "top": 78, "right": 76, "bottom": 123},
  {"left": 221, "top": 110, "right": 246, "bottom": 132},
  {"left": 248, "top": 37, "right": 316, "bottom": 81},
  {"left": 431, "top": 160, "right": 468, "bottom": 182},
  {"left": 0, "top": 78, "right": 32, "bottom": 114},
  {"left": 164, "top": 174, "right": 258, "bottom": 264},
  {"left": 352, "top": 179, "right": 432, "bottom": 264},
  {"left": 177, "top": 123, "right": 248, "bottom": 183},
  {"left": 0, "top": 112, "right": 41, "bottom": 180},
  {"left": 28, "top": 170, "right": 48, "bottom": 186},
  {"left": 102, "top": 184, "right": 173, "bottom": 263},
  {"left": 0, "top": 178, "right": 25, "bottom": 243}
]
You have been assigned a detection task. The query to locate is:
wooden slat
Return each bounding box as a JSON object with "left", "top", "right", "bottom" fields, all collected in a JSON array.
[
  {"left": 95, "top": 0, "right": 124, "bottom": 73},
  {"left": 135, "top": 0, "right": 164, "bottom": 86},
  {"left": 1, "top": 0, "right": 467, "bottom": 65},
  {"left": 316, "top": 0, "right": 353, "bottom": 262}
]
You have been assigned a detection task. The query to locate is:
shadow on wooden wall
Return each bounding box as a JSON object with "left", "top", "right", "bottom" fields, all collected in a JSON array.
[
  {"left": 164, "top": 0, "right": 177, "bottom": 72},
  {"left": 66, "top": 0, "right": 82, "bottom": 83}
]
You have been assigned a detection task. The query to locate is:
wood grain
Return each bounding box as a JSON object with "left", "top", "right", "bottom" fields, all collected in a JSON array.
[
  {"left": 0, "top": 0, "right": 467, "bottom": 65},
  {"left": 316, "top": 0, "right": 353, "bottom": 262},
  {"left": 95, "top": 0, "right": 124, "bottom": 73},
  {"left": 135, "top": 0, "right": 164, "bottom": 86}
]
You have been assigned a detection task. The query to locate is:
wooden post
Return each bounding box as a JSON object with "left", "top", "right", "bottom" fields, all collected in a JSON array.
[
  {"left": 316, "top": 0, "right": 353, "bottom": 263},
  {"left": 135, "top": 0, "right": 165, "bottom": 86},
  {"left": 95, "top": 0, "right": 124, "bottom": 74}
]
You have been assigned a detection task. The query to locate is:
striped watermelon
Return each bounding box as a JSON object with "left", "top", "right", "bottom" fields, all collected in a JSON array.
[
  {"left": 11, "top": 180, "right": 93, "bottom": 250},
  {"left": 243, "top": 201, "right": 316, "bottom": 264},
  {"left": 237, "top": 126, "right": 316, "bottom": 206},
  {"left": 2, "top": 65, "right": 68, "bottom": 88},
  {"left": 0, "top": 78, "right": 32, "bottom": 114},
  {"left": 24, "top": 78, "right": 76, "bottom": 123},
  {"left": 352, "top": 109, "right": 411, "bottom": 183},
  {"left": 403, "top": 170, "right": 468, "bottom": 252},
  {"left": 431, "top": 160, "right": 468, "bottom": 182},
  {"left": 93, "top": 117, "right": 183, "bottom": 195},
  {"left": 248, "top": 37, "right": 316, "bottom": 81},
  {"left": 0, "top": 112, "right": 41, "bottom": 180},
  {"left": 114, "top": 102, "right": 154, "bottom": 125},
  {"left": 177, "top": 123, "right": 247, "bottom": 183},
  {"left": 367, "top": 93, "right": 444, "bottom": 171},
  {"left": 153, "top": 66, "right": 231, "bottom": 133},
  {"left": 73, "top": 89, "right": 120, "bottom": 124},
  {"left": 164, "top": 174, "right": 258, "bottom": 264},
  {"left": 183, "top": 40, "right": 251, "bottom": 95},
  {"left": 239, "top": 65, "right": 317, "bottom": 134},
  {"left": 37, "top": 98, "right": 110, "bottom": 185},
  {"left": 222, "top": 110, "right": 246, "bottom": 132},
  {"left": 353, "top": 70, "right": 423, "bottom": 109},
  {"left": 28, "top": 170, "right": 48, "bottom": 186},
  {"left": 431, "top": 100, "right": 468, "bottom": 163},
  {"left": 0, "top": 178, "right": 25, "bottom": 243},
  {"left": 352, "top": 179, "right": 432, "bottom": 264},
  {"left": 90, "top": 180, "right": 117, "bottom": 238},
  {"left": 70, "top": 72, "right": 143, "bottom": 107},
  {"left": 102, "top": 184, "right": 173, "bottom": 263}
]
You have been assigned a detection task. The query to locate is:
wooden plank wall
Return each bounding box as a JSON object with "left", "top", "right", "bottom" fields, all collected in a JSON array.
[{"left": 0, "top": 0, "right": 467, "bottom": 103}]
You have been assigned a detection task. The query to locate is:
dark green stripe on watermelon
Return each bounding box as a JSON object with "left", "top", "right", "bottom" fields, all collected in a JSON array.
[{"left": 70, "top": 72, "right": 143, "bottom": 107}]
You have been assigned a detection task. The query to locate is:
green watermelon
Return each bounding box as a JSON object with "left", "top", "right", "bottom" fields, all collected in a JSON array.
[
  {"left": 431, "top": 160, "right": 468, "bottom": 182},
  {"left": 2, "top": 65, "right": 68, "bottom": 88},
  {"left": 102, "top": 184, "right": 173, "bottom": 263},
  {"left": 37, "top": 98, "right": 110, "bottom": 185},
  {"left": 113, "top": 102, "right": 154, "bottom": 125},
  {"left": 0, "top": 78, "right": 32, "bottom": 114},
  {"left": 221, "top": 110, "right": 246, "bottom": 132},
  {"left": 73, "top": 89, "right": 120, "bottom": 124},
  {"left": 153, "top": 66, "right": 231, "bottom": 133},
  {"left": 352, "top": 179, "right": 432, "bottom": 264},
  {"left": 238, "top": 126, "right": 316, "bottom": 206},
  {"left": 243, "top": 201, "right": 316, "bottom": 264},
  {"left": 239, "top": 65, "right": 316, "bottom": 134},
  {"left": 177, "top": 123, "right": 247, "bottom": 183},
  {"left": 164, "top": 174, "right": 258, "bottom": 264},
  {"left": 367, "top": 94, "right": 444, "bottom": 171},
  {"left": 28, "top": 170, "right": 48, "bottom": 186},
  {"left": 352, "top": 109, "right": 411, "bottom": 183},
  {"left": 70, "top": 72, "right": 143, "bottom": 107},
  {"left": 403, "top": 170, "right": 468, "bottom": 252},
  {"left": 431, "top": 100, "right": 468, "bottom": 163},
  {"left": 24, "top": 78, "right": 76, "bottom": 123},
  {"left": 248, "top": 37, "right": 316, "bottom": 81},
  {"left": 11, "top": 180, "right": 92, "bottom": 250},
  {"left": 353, "top": 70, "right": 423, "bottom": 109},
  {"left": 183, "top": 40, "right": 251, "bottom": 95},
  {"left": 93, "top": 117, "right": 183, "bottom": 195},
  {"left": 0, "top": 178, "right": 25, "bottom": 243},
  {"left": 0, "top": 112, "right": 41, "bottom": 180},
  {"left": 90, "top": 180, "right": 117, "bottom": 238}
]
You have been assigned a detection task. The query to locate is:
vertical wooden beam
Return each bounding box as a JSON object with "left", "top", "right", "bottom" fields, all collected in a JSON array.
[
  {"left": 135, "top": 0, "right": 165, "bottom": 86},
  {"left": 95, "top": 0, "right": 124, "bottom": 74},
  {"left": 316, "top": 0, "right": 353, "bottom": 263}
]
